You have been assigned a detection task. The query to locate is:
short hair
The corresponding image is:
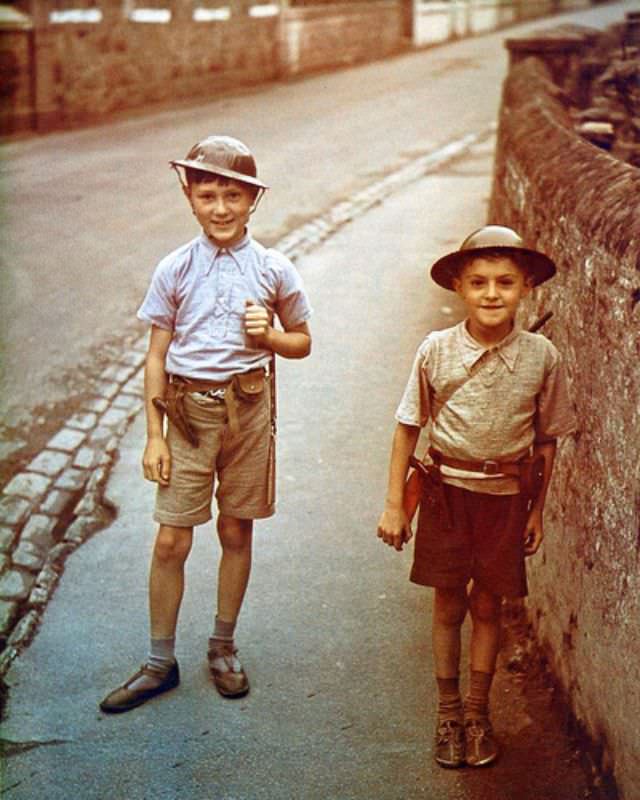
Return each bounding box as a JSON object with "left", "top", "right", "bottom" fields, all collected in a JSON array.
[{"left": 184, "top": 167, "right": 259, "bottom": 200}]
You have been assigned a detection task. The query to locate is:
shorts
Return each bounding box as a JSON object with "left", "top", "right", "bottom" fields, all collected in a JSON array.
[
  {"left": 410, "top": 482, "right": 529, "bottom": 598},
  {"left": 154, "top": 387, "right": 274, "bottom": 527}
]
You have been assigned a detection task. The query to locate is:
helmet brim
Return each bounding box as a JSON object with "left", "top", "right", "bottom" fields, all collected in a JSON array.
[
  {"left": 430, "top": 246, "right": 556, "bottom": 290},
  {"left": 170, "top": 159, "right": 269, "bottom": 190}
]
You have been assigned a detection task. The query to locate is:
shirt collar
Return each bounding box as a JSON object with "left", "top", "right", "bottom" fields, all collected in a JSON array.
[
  {"left": 457, "top": 320, "right": 521, "bottom": 373},
  {"left": 200, "top": 230, "right": 251, "bottom": 276}
]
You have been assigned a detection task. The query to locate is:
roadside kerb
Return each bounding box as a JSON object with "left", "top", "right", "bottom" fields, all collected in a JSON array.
[{"left": 0, "top": 125, "right": 495, "bottom": 678}]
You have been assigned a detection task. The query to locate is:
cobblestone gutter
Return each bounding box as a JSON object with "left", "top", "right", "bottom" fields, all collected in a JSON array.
[{"left": 0, "top": 126, "right": 493, "bottom": 680}]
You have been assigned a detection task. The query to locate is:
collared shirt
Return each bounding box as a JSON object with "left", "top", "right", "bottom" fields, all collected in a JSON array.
[
  {"left": 137, "top": 232, "right": 312, "bottom": 382},
  {"left": 396, "top": 321, "right": 577, "bottom": 494}
]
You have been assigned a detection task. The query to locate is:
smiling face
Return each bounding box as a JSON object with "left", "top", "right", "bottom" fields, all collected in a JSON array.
[
  {"left": 453, "top": 255, "right": 532, "bottom": 344},
  {"left": 184, "top": 175, "right": 257, "bottom": 248}
]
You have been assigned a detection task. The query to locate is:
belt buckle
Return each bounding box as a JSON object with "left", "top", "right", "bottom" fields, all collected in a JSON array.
[
  {"left": 482, "top": 460, "right": 500, "bottom": 475},
  {"left": 196, "top": 388, "right": 226, "bottom": 402}
]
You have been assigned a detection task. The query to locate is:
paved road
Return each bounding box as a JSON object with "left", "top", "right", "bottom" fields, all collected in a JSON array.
[
  {"left": 0, "top": 136, "right": 605, "bottom": 800},
  {"left": 0, "top": 1, "right": 632, "bottom": 431}
]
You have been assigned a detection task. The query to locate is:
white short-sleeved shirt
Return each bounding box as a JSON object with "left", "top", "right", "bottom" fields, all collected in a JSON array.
[
  {"left": 396, "top": 321, "right": 576, "bottom": 494},
  {"left": 138, "top": 232, "right": 312, "bottom": 382}
]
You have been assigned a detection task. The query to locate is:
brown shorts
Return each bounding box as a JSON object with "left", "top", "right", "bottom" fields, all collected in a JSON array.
[
  {"left": 154, "top": 388, "right": 274, "bottom": 527},
  {"left": 410, "top": 482, "right": 529, "bottom": 598}
]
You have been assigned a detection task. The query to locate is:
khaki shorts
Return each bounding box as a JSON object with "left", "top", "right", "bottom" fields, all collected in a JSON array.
[{"left": 154, "top": 388, "right": 274, "bottom": 527}]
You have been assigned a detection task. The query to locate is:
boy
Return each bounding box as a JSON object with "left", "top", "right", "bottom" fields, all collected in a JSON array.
[
  {"left": 100, "top": 135, "right": 312, "bottom": 713},
  {"left": 376, "top": 225, "right": 575, "bottom": 767}
]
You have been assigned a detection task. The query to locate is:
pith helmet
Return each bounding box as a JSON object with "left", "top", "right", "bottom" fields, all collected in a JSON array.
[
  {"left": 430, "top": 225, "right": 556, "bottom": 290},
  {"left": 170, "top": 135, "right": 268, "bottom": 190}
]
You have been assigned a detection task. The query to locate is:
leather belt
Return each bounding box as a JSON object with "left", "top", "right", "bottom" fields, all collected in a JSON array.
[
  {"left": 428, "top": 447, "right": 522, "bottom": 477},
  {"left": 170, "top": 375, "right": 230, "bottom": 393}
]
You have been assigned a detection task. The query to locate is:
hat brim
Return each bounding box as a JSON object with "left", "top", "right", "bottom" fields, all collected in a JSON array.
[
  {"left": 430, "top": 246, "right": 556, "bottom": 290},
  {"left": 170, "top": 159, "right": 269, "bottom": 190}
]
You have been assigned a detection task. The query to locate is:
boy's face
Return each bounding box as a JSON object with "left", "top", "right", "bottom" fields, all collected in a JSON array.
[
  {"left": 453, "top": 256, "right": 532, "bottom": 341},
  {"left": 184, "top": 176, "right": 256, "bottom": 248}
]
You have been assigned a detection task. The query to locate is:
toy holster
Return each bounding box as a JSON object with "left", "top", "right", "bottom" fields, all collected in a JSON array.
[
  {"left": 518, "top": 454, "right": 545, "bottom": 504},
  {"left": 152, "top": 379, "right": 200, "bottom": 447},
  {"left": 405, "top": 455, "right": 452, "bottom": 527}
]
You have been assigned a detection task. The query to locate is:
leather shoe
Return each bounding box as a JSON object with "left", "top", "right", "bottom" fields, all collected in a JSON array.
[
  {"left": 99, "top": 661, "right": 180, "bottom": 713},
  {"left": 464, "top": 716, "right": 499, "bottom": 766},
  {"left": 434, "top": 719, "right": 465, "bottom": 768},
  {"left": 208, "top": 643, "right": 249, "bottom": 698}
]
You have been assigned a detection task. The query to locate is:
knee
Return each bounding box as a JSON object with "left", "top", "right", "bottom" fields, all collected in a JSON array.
[
  {"left": 434, "top": 588, "right": 468, "bottom": 627},
  {"left": 469, "top": 589, "right": 502, "bottom": 624},
  {"left": 218, "top": 515, "right": 253, "bottom": 555},
  {"left": 153, "top": 526, "right": 192, "bottom": 564}
]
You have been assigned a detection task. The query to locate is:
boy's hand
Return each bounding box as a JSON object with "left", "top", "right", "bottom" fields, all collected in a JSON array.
[
  {"left": 143, "top": 436, "right": 171, "bottom": 487},
  {"left": 524, "top": 508, "right": 544, "bottom": 556},
  {"left": 244, "top": 299, "right": 271, "bottom": 345},
  {"left": 377, "top": 507, "right": 413, "bottom": 552}
]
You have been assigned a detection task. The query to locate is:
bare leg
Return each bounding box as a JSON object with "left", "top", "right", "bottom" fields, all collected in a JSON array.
[
  {"left": 432, "top": 586, "right": 468, "bottom": 766},
  {"left": 432, "top": 587, "right": 468, "bottom": 679},
  {"left": 216, "top": 514, "right": 253, "bottom": 623},
  {"left": 149, "top": 524, "right": 194, "bottom": 638},
  {"left": 99, "top": 525, "right": 193, "bottom": 711},
  {"left": 207, "top": 515, "right": 253, "bottom": 698},
  {"left": 464, "top": 583, "right": 502, "bottom": 765},
  {"left": 468, "top": 584, "right": 502, "bottom": 675}
]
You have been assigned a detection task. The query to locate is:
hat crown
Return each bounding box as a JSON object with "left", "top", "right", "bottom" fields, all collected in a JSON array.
[
  {"left": 430, "top": 224, "right": 556, "bottom": 290},
  {"left": 184, "top": 135, "right": 258, "bottom": 179},
  {"left": 460, "top": 225, "right": 524, "bottom": 252}
]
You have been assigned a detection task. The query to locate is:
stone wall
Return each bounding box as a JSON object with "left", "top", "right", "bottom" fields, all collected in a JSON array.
[
  {"left": 279, "top": 1, "right": 404, "bottom": 77},
  {"left": 489, "top": 30, "right": 640, "bottom": 800},
  {"left": 15, "top": 10, "right": 282, "bottom": 132},
  {"left": 0, "top": 6, "right": 33, "bottom": 135}
]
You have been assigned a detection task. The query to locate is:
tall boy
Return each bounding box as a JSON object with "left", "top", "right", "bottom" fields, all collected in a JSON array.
[
  {"left": 100, "top": 136, "right": 312, "bottom": 713},
  {"left": 377, "top": 226, "right": 575, "bottom": 767}
]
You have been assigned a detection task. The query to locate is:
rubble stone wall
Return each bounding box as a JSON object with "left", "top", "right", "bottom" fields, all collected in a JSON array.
[
  {"left": 26, "top": 15, "right": 281, "bottom": 132},
  {"left": 489, "top": 53, "right": 640, "bottom": 800},
  {"left": 0, "top": 27, "right": 33, "bottom": 135},
  {"left": 279, "top": 1, "right": 404, "bottom": 76}
]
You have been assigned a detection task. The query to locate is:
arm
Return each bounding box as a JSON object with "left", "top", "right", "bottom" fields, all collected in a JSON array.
[
  {"left": 377, "top": 422, "right": 421, "bottom": 552},
  {"left": 142, "top": 325, "right": 173, "bottom": 487},
  {"left": 523, "top": 439, "right": 557, "bottom": 556},
  {"left": 244, "top": 300, "right": 311, "bottom": 359}
]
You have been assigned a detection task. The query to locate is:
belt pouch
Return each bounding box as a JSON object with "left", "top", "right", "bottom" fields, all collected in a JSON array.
[{"left": 232, "top": 369, "right": 265, "bottom": 402}]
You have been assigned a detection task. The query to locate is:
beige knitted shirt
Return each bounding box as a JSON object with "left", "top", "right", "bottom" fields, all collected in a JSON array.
[{"left": 395, "top": 321, "right": 577, "bottom": 494}]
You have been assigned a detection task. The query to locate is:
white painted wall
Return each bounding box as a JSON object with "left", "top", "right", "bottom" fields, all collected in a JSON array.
[{"left": 413, "top": 0, "right": 591, "bottom": 46}]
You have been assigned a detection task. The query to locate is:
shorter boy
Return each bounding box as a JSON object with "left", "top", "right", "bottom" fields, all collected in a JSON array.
[{"left": 377, "top": 226, "right": 575, "bottom": 767}]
